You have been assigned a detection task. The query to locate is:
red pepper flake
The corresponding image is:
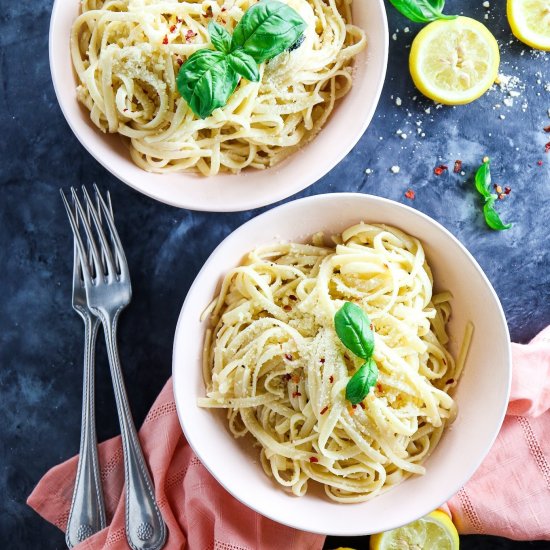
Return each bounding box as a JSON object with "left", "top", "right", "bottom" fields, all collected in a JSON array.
[
  {"left": 284, "top": 353, "right": 293, "bottom": 361},
  {"left": 359, "top": 402, "right": 366, "bottom": 410},
  {"left": 221, "top": 6, "right": 227, "bottom": 11},
  {"left": 176, "top": 16, "right": 183, "bottom": 23},
  {"left": 176, "top": 58, "right": 183, "bottom": 66},
  {"left": 123, "top": 108, "right": 128, "bottom": 112},
  {"left": 204, "top": 5, "right": 214, "bottom": 17},
  {"left": 376, "top": 382, "right": 382, "bottom": 392},
  {"left": 446, "top": 378, "right": 455, "bottom": 385},
  {"left": 329, "top": 375, "right": 334, "bottom": 383},
  {"left": 497, "top": 194, "right": 505, "bottom": 200},
  {"left": 494, "top": 184, "right": 503, "bottom": 194},
  {"left": 309, "top": 456, "right": 319, "bottom": 463},
  {"left": 434, "top": 164, "right": 448, "bottom": 176},
  {"left": 289, "top": 295, "right": 298, "bottom": 301},
  {"left": 545, "top": 142, "right": 550, "bottom": 154},
  {"left": 162, "top": 35, "right": 169, "bottom": 45},
  {"left": 283, "top": 304, "right": 292, "bottom": 312},
  {"left": 283, "top": 373, "right": 291, "bottom": 381},
  {"left": 185, "top": 30, "right": 198, "bottom": 42},
  {"left": 404, "top": 189, "right": 415, "bottom": 200},
  {"left": 453, "top": 160, "right": 462, "bottom": 173},
  {"left": 320, "top": 405, "right": 329, "bottom": 415},
  {"left": 320, "top": 358, "right": 325, "bottom": 364},
  {"left": 169, "top": 24, "right": 177, "bottom": 33},
  {"left": 544, "top": 125, "right": 550, "bottom": 133},
  {"left": 538, "top": 160, "right": 543, "bottom": 166},
  {"left": 370, "top": 323, "right": 374, "bottom": 331},
  {"left": 504, "top": 186, "right": 511, "bottom": 195},
  {"left": 292, "top": 390, "right": 302, "bottom": 398}
]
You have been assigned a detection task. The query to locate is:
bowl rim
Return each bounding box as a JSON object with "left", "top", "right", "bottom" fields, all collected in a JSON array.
[
  {"left": 48, "top": 0, "right": 389, "bottom": 212},
  {"left": 172, "top": 192, "right": 512, "bottom": 535}
]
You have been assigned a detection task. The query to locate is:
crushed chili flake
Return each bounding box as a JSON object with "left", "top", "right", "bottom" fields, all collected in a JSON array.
[
  {"left": 446, "top": 378, "right": 455, "bottom": 385},
  {"left": 162, "top": 35, "right": 169, "bottom": 45},
  {"left": 292, "top": 390, "right": 302, "bottom": 398},
  {"left": 544, "top": 125, "right": 550, "bottom": 133},
  {"left": 359, "top": 402, "right": 366, "bottom": 410},
  {"left": 169, "top": 24, "right": 177, "bottom": 32},
  {"left": 329, "top": 375, "right": 334, "bottom": 383},
  {"left": 320, "top": 358, "right": 325, "bottom": 364},
  {"left": 289, "top": 295, "right": 298, "bottom": 301},
  {"left": 545, "top": 142, "right": 550, "bottom": 154},
  {"left": 204, "top": 5, "right": 214, "bottom": 17},
  {"left": 497, "top": 194, "right": 505, "bottom": 200},
  {"left": 453, "top": 160, "right": 462, "bottom": 173},
  {"left": 538, "top": 160, "right": 543, "bottom": 166},
  {"left": 283, "top": 373, "right": 292, "bottom": 381},
  {"left": 494, "top": 184, "right": 503, "bottom": 194},
  {"left": 283, "top": 304, "right": 292, "bottom": 312},
  {"left": 504, "top": 186, "right": 511, "bottom": 195},
  {"left": 309, "top": 456, "right": 319, "bottom": 463},
  {"left": 221, "top": 5, "right": 227, "bottom": 11},
  {"left": 176, "top": 58, "right": 183, "bottom": 66},
  {"left": 404, "top": 189, "right": 415, "bottom": 200},
  {"left": 370, "top": 323, "right": 374, "bottom": 331},
  {"left": 291, "top": 374, "right": 300, "bottom": 384},
  {"left": 376, "top": 382, "right": 382, "bottom": 392},
  {"left": 176, "top": 16, "right": 183, "bottom": 23},
  {"left": 123, "top": 108, "right": 128, "bottom": 112},
  {"left": 284, "top": 353, "right": 293, "bottom": 361},
  {"left": 434, "top": 164, "right": 448, "bottom": 176},
  {"left": 320, "top": 405, "right": 329, "bottom": 415},
  {"left": 185, "top": 30, "right": 198, "bottom": 42}
]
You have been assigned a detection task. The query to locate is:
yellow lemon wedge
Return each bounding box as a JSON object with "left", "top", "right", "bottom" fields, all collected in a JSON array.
[
  {"left": 508, "top": 0, "right": 550, "bottom": 50},
  {"left": 409, "top": 16, "right": 500, "bottom": 105},
  {"left": 370, "top": 510, "right": 460, "bottom": 550}
]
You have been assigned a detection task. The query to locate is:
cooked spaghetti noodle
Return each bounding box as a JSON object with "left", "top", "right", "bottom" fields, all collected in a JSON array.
[
  {"left": 199, "top": 223, "right": 473, "bottom": 502},
  {"left": 71, "top": 0, "right": 366, "bottom": 175}
]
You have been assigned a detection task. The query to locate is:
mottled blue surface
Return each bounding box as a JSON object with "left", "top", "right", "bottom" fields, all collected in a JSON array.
[{"left": 1, "top": 0, "right": 549, "bottom": 548}]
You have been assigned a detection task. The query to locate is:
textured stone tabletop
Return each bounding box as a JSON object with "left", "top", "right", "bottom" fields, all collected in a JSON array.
[{"left": 1, "top": 0, "right": 549, "bottom": 548}]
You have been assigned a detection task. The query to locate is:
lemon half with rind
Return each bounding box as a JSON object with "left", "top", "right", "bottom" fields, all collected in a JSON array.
[
  {"left": 409, "top": 16, "right": 500, "bottom": 105},
  {"left": 370, "top": 510, "right": 460, "bottom": 550},
  {"left": 508, "top": 0, "right": 550, "bottom": 50}
]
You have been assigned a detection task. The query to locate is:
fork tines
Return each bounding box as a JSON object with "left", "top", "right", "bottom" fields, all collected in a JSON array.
[{"left": 60, "top": 186, "right": 129, "bottom": 286}]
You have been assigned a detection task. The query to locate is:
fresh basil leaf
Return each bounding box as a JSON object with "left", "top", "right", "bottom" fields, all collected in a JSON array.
[
  {"left": 208, "top": 21, "right": 232, "bottom": 54},
  {"left": 228, "top": 49, "right": 260, "bottom": 82},
  {"left": 346, "top": 358, "right": 379, "bottom": 406},
  {"left": 231, "top": 0, "right": 307, "bottom": 64},
  {"left": 388, "top": 0, "right": 456, "bottom": 23},
  {"left": 177, "top": 49, "right": 240, "bottom": 119},
  {"left": 483, "top": 198, "right": 512, "bottom": 231},
  {"left": 474, "top": 159, "right": 492, "bottom": 199},
  {"left": 334, "top": 302, "right": 374, "bottom": 361}
]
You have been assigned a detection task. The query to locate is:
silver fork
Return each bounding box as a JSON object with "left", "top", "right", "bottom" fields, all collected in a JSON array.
[
  {"left": 60, "top": 186, "right": 166, "bottom": 550},
  {"left": 65, "top": 200, "right": 106, "bottom": 548}
]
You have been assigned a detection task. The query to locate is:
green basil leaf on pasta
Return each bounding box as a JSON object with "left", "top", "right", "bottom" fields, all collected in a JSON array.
[
  {"left": 346, "top": 358, "right": 379, "bottom": 406},
  {"left": 208, "top": 21, "right": 232, "bottom": 54},
  {"left": 228, "top": 50, "right": 260, "bottom": 82},
  {"left": 177, "top": 49, "right": 240, "bottom": 119},
  {"left": 483, "top": 197, "right": 512, "bottom": 231},
  {"left": 334, "top": 302, "right": 374, "bottom": 361},
  {"left": 387, "top": 0, "right": 456, "bottom": 23},
  {"left": 231, "top": 0, "right": 307, "bottom": 64}
]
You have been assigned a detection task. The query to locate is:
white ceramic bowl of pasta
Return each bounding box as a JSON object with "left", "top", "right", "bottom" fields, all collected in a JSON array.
[
  {"left": 172, "top": 193, "right": 511, "bottom": 535},
  {"left": 49, "top": 0, "right": 388, "bottom": 212}
]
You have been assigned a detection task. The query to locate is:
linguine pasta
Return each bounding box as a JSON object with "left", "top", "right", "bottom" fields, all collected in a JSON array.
[
  {"left": 71, "top": 0, "right": 366, "bottom": 175},
  {"left": 199, "top": 223, "right": 473, "bottom": 502}
]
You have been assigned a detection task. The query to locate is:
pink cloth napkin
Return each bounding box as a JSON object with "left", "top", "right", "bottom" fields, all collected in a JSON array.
[{"left": 28, "top": 327, "right": 550, "bottom": 547}]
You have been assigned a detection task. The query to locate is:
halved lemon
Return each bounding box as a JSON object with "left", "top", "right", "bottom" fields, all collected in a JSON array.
[
  {"left": 409, "top": 16, "right": 500, "bottom": 105},
  {"left": 370, "top": 510, "right": 460, "bottom": 550},
  {"left": 508, "top": 0, "right": 550, "bottom": 50}
]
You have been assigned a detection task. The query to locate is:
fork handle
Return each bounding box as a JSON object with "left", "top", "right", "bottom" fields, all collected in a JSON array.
[
  {"left": 66, "top": 316, "right": 106, "bottom": 548},
  {"left": 102, "top": 312, "right": 166, "bottom": 550}
]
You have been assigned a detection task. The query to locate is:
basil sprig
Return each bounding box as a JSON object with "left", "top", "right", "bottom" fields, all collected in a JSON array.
[
  {"left": 474, "top": 159, "right": 512, "bottom": 231},
  {"left": 334, "top": 302, "right": 378, "bottom": 406},
  {"left": 176, "top": 0, "right": 306, "bottom": 119},
  {"left": 388, "top": 0, "right": 456, "bottom": 23}
]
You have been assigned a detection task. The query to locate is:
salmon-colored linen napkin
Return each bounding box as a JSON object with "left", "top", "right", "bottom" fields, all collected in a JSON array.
[{"left": 28, "top": 326, "right": 550, "bottom": 547}]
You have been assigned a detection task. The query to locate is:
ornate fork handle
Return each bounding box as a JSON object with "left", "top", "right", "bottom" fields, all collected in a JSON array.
[
  {"left": 100, "top": 310, "right": 166, "bottom": 550},
  {"left": 66, "top": 315, "right": 106, "bottom": 548}
]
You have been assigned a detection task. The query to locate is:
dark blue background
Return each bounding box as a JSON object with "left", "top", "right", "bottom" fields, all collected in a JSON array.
[{"left": 1, "top": 0, "right": 549, "bottom": 548}]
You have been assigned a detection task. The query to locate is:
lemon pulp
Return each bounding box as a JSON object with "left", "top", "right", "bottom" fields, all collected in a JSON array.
[
  {"left": 508, "top": 0, "right": 550, "bottom": 50},
  {"left": 409, "top": 16, "right": 500, "bottom": 105}
]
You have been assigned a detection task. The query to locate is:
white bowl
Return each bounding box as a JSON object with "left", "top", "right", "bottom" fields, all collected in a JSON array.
[
  {"left": 172, "top": 193, "right": 511, "bottom": 536},
  {"left": 49, "top": 1, "right": 388, "bottom": 212}
]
